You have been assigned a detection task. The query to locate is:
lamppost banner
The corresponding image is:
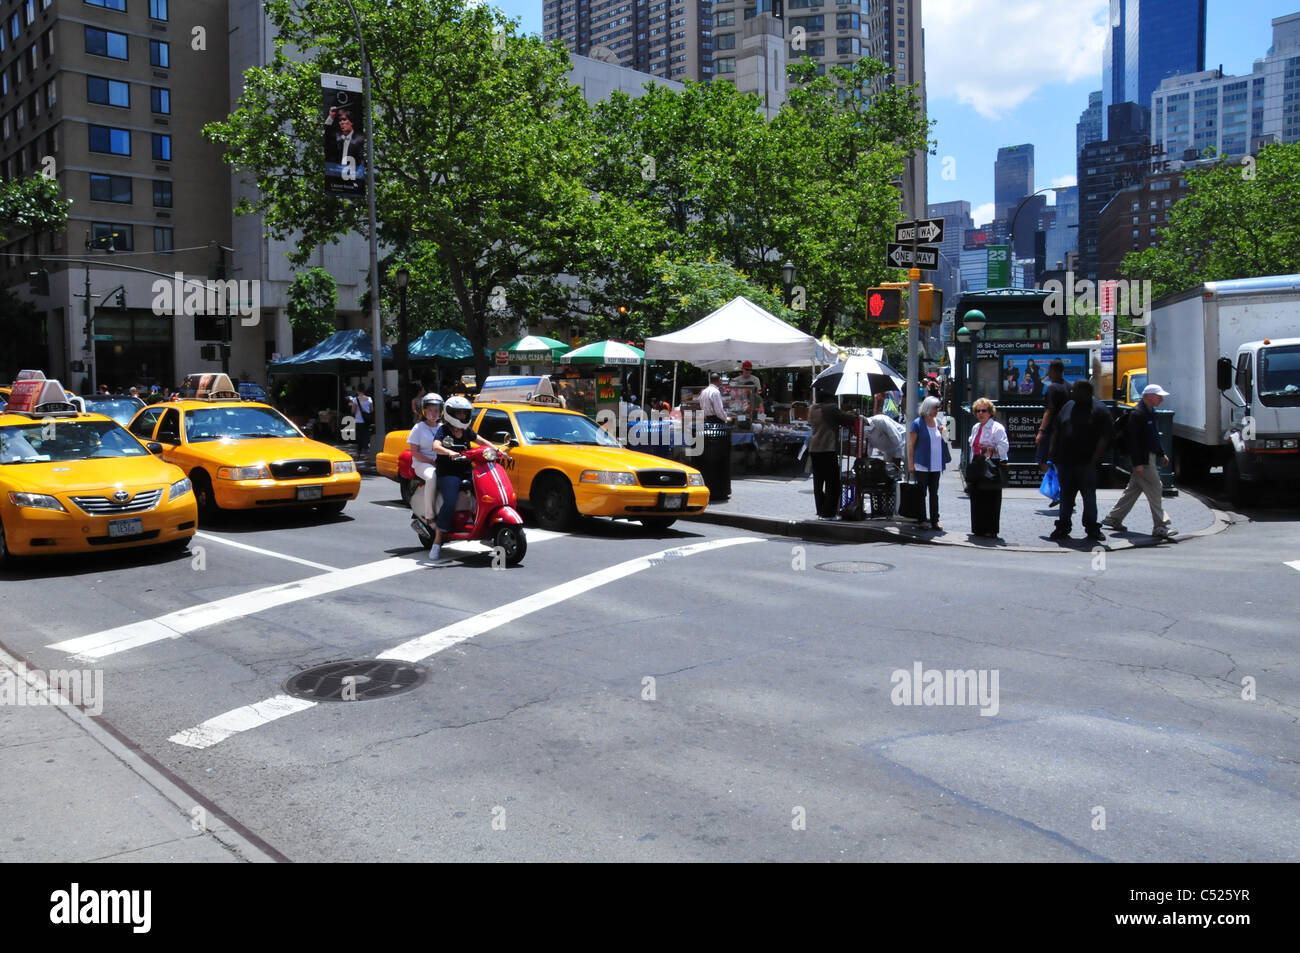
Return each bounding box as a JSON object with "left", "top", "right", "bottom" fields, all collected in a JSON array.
[{"left": 321, "top": 73, "right": 366, "bottom": 200}]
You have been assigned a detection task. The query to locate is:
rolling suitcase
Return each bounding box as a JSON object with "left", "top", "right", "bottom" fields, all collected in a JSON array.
[{"left": 896, "top": 479, "right": 925, "bottom": 521}]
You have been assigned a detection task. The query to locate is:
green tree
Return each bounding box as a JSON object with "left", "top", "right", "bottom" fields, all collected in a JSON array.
[
  {"left": 205, "top": 0, "right": 597, "bottom": 385},
  {"left": 0, "top": 174, "right": 70, "bottom": 241},
  {"left": 1122, "top": 143, "right": 1300, "bottom": 299},
  {"left": 287, "top": 267, "right": 338, "bottom": 353}
]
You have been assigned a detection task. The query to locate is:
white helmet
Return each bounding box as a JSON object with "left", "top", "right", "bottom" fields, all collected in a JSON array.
[
  {"left": 420, "top": 392, "right": 444, "bottom": 413},
  {"left": 442, "top": 395, "right": 474, "bottom": 430}
]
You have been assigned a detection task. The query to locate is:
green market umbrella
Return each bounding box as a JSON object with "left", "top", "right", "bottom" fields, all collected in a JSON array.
[
  {"left": 497, "top": 334, "right": 571, "bottom": 363},
  {"left": 559, "top": 340, "right": 645, "bottom": 365}
]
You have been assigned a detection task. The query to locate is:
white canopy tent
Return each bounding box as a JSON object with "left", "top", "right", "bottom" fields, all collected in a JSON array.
[{"left": 644, "top": 297, "right": 821, "bottom": 370}]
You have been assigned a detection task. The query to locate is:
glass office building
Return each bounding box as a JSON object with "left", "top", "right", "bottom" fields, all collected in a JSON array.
[{"left": 1102, "top": 0, "right": 1206, "bottom": 138}]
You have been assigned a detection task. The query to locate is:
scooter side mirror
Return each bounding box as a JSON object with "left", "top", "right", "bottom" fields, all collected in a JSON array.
[{"left": 506, "top": 436, "right": 519, "bottom": 448}]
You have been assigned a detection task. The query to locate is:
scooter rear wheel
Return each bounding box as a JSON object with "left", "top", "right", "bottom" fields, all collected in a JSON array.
[{"left": 492, "top": 524, "right": 527, "bottom": 566}]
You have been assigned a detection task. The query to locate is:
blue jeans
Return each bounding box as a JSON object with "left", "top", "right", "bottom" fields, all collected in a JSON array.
[
  {"left": 435, "top": 474, "right": 465, "bottom": 533},
  {"left": 1056, "top": 463, "right": 1099, "bottom": 532}
]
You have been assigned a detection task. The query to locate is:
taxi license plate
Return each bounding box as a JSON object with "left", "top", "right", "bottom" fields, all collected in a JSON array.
[
  {"left": 296, "top": 485, "right": 323, "bottom": 501},
  {"left": 661, "top": 493, "right": 685, "bottom": 510},
  {"left": 108, "top": 517, "right": 144, "bottom": 538}
]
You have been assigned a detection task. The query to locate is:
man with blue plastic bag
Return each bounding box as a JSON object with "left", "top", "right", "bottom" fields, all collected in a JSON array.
[{"left": 1034, "top": 359, "right": 1069, "bottom": 507}]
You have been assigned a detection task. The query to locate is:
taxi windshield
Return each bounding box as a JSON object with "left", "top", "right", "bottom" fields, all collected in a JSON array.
[
  {"left": 183, "top": 406, "right": 301, "bottom": 442},
  {"left": 82, "top": 397, "right": 145, "bottom": 426},
  {"left": 515, "top": 411, "right": 619, "bottom": 447},
  {"left": 0, "top": 420, "right": 150, "bottom": 464}
]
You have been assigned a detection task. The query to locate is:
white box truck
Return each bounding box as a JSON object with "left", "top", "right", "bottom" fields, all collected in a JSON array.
[{"left": 1146, "top": 274, "right": 1300, "bottom": 502}]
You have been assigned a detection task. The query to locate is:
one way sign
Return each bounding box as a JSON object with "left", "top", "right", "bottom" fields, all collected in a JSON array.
[
  {"left": 885, "top": 243, "right": 939, "bottom": 269},
  {"left": 894, "top": 218, "right": 945, "bottom": 244}
]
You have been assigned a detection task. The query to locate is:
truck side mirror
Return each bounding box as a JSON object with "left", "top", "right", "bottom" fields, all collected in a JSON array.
[{"left": 1216, "top": 357, "right": 1233, "bottom": 392}]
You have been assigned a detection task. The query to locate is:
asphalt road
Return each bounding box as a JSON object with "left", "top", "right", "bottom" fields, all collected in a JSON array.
[{"left": 3, "top": 473, "right": 1297, "bottom": 862}]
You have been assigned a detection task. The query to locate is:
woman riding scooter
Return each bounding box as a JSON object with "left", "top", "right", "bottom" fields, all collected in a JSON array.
[
  {"left": 425, "top": 395, "right": 493, "bottom": 562},
  {"left": 408, "top": 392, "right": 445, "bottom": 544}
]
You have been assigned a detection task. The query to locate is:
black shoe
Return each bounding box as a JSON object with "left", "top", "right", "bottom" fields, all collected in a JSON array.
[
  {"left": 1048, "top": 498, "right": 1059, "bottom": 508},
  {"left": 1049, "top": 527, "right": 1071, "bottom": 540},
  {"left": 1086, "top": 529, "right": 1106, "bottom": 542}
]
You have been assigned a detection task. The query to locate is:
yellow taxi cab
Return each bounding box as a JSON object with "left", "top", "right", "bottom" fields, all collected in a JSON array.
[
  {"left": 378, "top": 392, "right": 709, "bottom": 530},
  {"left": 0, "top": 373, "right": 197, "bottom": 564},
  {"left": 126, "top": 373, "right": 360, "bottom": 520}
]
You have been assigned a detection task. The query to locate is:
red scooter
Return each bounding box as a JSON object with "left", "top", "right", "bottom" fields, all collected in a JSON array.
[{"left": 400, "top": 443, "right": 527, "bottom": 565}]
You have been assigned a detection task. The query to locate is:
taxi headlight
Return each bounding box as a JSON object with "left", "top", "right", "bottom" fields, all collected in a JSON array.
[
  {"left": 217, "top": 464, "right": 270, "bottom": 480},
  {"left": 1283, "top": 439, "right": 1299, "bottom": 449},
  {"left": 333, "top": 460, "right": 357, "bottom": 474},
  {"left": 168, "top": 478, "right": 192, "bottom": 501},
  {"left": 8, "top": 491, "right": 66, "bottom": 512},
  {"left": 579, "top": 470, "right": 636, "bottom": 485},
  {"left": 687, "top": 473, "right": 705, "bottom": 486}
]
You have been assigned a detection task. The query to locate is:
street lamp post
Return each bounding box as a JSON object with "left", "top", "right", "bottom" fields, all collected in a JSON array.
[
  {"left": 781, "top": 260, "right": 795, "bottom": 308},
  {"left": 1008, "top": 186, "right": 1070, "bottom": 288},
  {"left": 83, "top": 229, "right": 118, "bottom": 395},
  {"left": 339, "top": 0, "right": 385, "bottom": 455},
  {"left": 956, "top": 307, "right": 986, "bottom": 423},
  {"left": 395, "top": 266, "right": 411, "bottom": 428}
]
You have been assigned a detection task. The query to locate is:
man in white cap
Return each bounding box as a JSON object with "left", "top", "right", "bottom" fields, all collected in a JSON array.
[{"left": 1103, "top": 383, "right": 1175, "bottom": 538}]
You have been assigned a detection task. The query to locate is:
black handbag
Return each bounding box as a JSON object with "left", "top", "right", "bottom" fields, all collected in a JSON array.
[{"left": 965, "top": 455, "right": 1000, "bottom": 488}]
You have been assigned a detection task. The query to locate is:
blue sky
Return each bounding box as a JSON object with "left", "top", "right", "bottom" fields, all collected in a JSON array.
[{"left": 493, "top": 0, "right": 1297, "bottom": 225}]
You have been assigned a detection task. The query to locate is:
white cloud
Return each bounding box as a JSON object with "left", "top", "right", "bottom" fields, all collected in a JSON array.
[
  {"left": 971, "top": 202, "right": 996, "bottom": 227},
  {"left": 925, "top": 1, "right": 1108, "bottom": 119},
  {"left": 1051, "top": 174, "right": 1077, "bottom": 189}
]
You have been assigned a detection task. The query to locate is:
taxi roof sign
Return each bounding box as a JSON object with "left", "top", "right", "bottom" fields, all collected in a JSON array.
[
  {"left": 15, "top": 369, "right": 47, "bottom": 383},
  {"left": 180, "top": 372, "right": 240, "bottom": 400},
  {"left": 6, "top": 376, "right": 75, "bottom": 415}
]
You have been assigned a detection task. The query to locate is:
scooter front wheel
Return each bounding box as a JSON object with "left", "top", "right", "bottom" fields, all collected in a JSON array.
[{"left": 492, "top": 524, "right": 527, "bottom": 566}]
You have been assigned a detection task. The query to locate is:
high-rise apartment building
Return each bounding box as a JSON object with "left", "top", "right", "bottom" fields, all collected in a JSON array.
[
  {"left": 1077, "top": 102, "right": 1150, "bottom": 282},
  {"left": 1102, "top": 0, "right": 1206, "bottom": 139},
  {"left": 1, "top": 0, "right": 234, "bottom": 392},
  {"left": 1150, "top": 13, "right": 1300, "bottom": 160},
  {"left": 993, "top": 143, "right": 1033, "bottom": 225},
  {"left": 543, "top": 0, "right": 715, "bottom": 82},
  {"left": 862, "top": 0, "right": 926, "bottom": 218},
  {"left": 1077, "top": 90, "right": 1102, "bottom": 153},
  {"left": 927, "top": 199, "right": 971, "bottom": 302}
]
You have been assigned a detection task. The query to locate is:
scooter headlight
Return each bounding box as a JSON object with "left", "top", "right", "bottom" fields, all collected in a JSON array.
[{"left": 482, "top": 448, "right": 498, "bottom": 463}]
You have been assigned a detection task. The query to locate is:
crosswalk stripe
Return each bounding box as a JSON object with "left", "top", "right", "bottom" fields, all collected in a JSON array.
[{"left": 168, "top": 536, "right": 762, "bottom": 749}]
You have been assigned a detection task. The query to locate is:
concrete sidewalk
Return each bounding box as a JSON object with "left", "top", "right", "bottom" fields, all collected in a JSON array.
[{"left": 684, "top": 465, "right": 1231, "bottom": 552}]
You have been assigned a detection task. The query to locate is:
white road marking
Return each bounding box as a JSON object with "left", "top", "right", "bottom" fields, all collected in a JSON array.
[
  {"left": 1287, "top": 561, "right": 1300, "bottom": 573},
  {"left": 169, "top": 535, "right": 762, "bottom": 748},
  {"left": 379, "top": 536, "right": 761, "bottom": 663},
  {"left": 48, "top": 557, "right": 427, "bottom": 661},
  {"left": 194, "top": 532, "right": 339, "bottom": 572},
  {"left": 169, "top": 694, "right": 318, "bottom": 749}
]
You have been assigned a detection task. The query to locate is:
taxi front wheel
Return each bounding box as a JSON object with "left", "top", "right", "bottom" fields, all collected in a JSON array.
[
  {"left": 191, "top": 470, "right": 222, "bottom": 521},
  {"left": 0, "top": 515, "right": 16, "bottom": 568},
  {"left": 533, "top": 475, "right": 575, "bottom": 532}
]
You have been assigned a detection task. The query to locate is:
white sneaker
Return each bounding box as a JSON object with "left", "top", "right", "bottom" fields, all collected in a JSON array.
[{"left": 428, "top": 543, "right": 441, "bottom": 561}]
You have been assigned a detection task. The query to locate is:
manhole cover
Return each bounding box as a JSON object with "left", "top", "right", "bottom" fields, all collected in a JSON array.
[
  {"left": 815, "top": 560, "right": 894, "bottom": 573},
  {"left": 284, "top": 660, "right": 428, "bottom": 702}
]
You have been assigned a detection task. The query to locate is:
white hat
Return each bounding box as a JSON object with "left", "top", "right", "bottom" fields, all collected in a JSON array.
[{"left": 1142, "top": 384, "right": 1170, "bottom": 397}]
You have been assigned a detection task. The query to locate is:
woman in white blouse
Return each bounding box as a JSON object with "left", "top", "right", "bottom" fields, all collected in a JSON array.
[{"left": 967, "top": 397, "right": 1010, "bottom": 538}]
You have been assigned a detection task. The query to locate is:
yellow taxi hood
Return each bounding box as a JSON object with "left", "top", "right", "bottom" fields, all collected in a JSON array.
[
  {"left": 183, "top": 436, "right": 351, "bottom": 465},
  {"left": 524, "top": 443, "right": 698, "bottom": 472},
  {"left": 6, "top": 455, "right": 184, "bottom": 493}
]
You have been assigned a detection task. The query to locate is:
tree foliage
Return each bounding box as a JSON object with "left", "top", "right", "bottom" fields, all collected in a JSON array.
[
  {"left": 1122, "top": 143, "right": 1300, "bottom": 299},
  {"left": 0, "top": 174, "right": 70, "bottom": 241},
  {"left": 286, "top": 267, "right": 338, "bottom": 353},
  {"left": 206, "top": 0, "right": 596, "bottom": 384}
]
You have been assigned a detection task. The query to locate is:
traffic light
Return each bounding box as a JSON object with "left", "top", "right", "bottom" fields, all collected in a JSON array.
[
  {"left": 114, "top": 289, "right": 126, "bottom": 310},
  {"left": 865, "top": 287, "right": 902, "bottom": 323},
  {"left": 919, "top": 287, "right": 943, "bottom": 327},
  {"left": 27, "top": 268, "right": 49, "bottom": 296}
]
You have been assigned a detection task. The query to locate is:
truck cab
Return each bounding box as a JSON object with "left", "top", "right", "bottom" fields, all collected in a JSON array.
[{"left": 1218, "top": 337, "right": 1300, "bottom": 502}]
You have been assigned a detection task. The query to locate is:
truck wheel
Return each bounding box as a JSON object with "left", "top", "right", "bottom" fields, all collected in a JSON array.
[
  {"left": 532, "top": 475, "right": 575, "bottom": 531},
  {"left": 1223, "top": 456, "right": 1245, "bottom": 508}
]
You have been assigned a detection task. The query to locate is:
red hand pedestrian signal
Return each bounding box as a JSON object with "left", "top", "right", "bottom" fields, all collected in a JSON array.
[
  {"left": 869, "top": 293, "right": 884, "bottom": 317},
  {"left": 865, "top": 288, "right": 901, "bottom": 323}
]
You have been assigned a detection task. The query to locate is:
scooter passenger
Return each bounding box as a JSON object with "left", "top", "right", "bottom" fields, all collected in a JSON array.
[
  {"left": 409, "top": 392, "right": 445, "bottom": 533},
  {"left": 428, "top": 395, "right": 493, "bottom": 561}
]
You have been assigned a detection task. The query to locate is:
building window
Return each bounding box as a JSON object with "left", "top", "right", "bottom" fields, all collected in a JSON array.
[
  {"left": 715, "top": 33, "right": 734, "bottom": 50},
  {"left": 150, "top": 40, "right": 169, "bottom": 68},
  {"left": 89, "top": 173, "right": 132, "bottom": 203},
  {"left": 154, "top": 227, "right": 173, "bottom": 252},
  {"left": 716, "top": 56, "right": 734, "bottom": 73},
  {"left": 150, "top": 0, "right": 169, "bottom": 20},
  {"left": 152, "top": 180, "right": 172, "bottom": 208},
  {"left": 89, "top": 125, "right": 130, "bottom": 155},
  {"left": 87, "top": 75, "right": 130, "bottom": 108},
  {"left": 91, "top": 223, "right": 132, "bottom": 251},
  {"left": 24, "top": 1, "right": 35, "bottom": 28},
  {"left": 85, "top": 0, "right": 128, "bottom": 9},
  {"left": 86, "top": 27, "right": 129, "bottom": 60},
  {"left": 152, "top": 133, "right": 171, "bottom": 160},
  {"left": 150, "top": 87, "right": 170, "bottom": 114},
  {"left": 837, "top": 37, "right": 859, "bottom": 56},
  {"left": 715, "top": 10, "right": 734, "bottom": 26}
]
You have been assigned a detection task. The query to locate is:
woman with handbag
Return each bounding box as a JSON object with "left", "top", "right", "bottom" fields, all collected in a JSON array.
[
  {"left": 906, "top": 396, "right": 950, "bottom": 531},
  {"left": 967, "top": 397, "right": 1010, "bottom": 538}
]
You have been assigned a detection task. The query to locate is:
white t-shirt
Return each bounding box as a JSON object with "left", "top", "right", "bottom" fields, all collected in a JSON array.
[
  {"left": 914, "top": 424, "right": 943, "bottom": 472},
  {"left": 408, "top": 420, "right": 438, "bottom": 459}
]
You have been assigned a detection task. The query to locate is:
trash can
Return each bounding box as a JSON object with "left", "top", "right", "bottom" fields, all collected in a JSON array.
[{"left": 701, "top": 422, "right": 732, "bottom": 501}]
